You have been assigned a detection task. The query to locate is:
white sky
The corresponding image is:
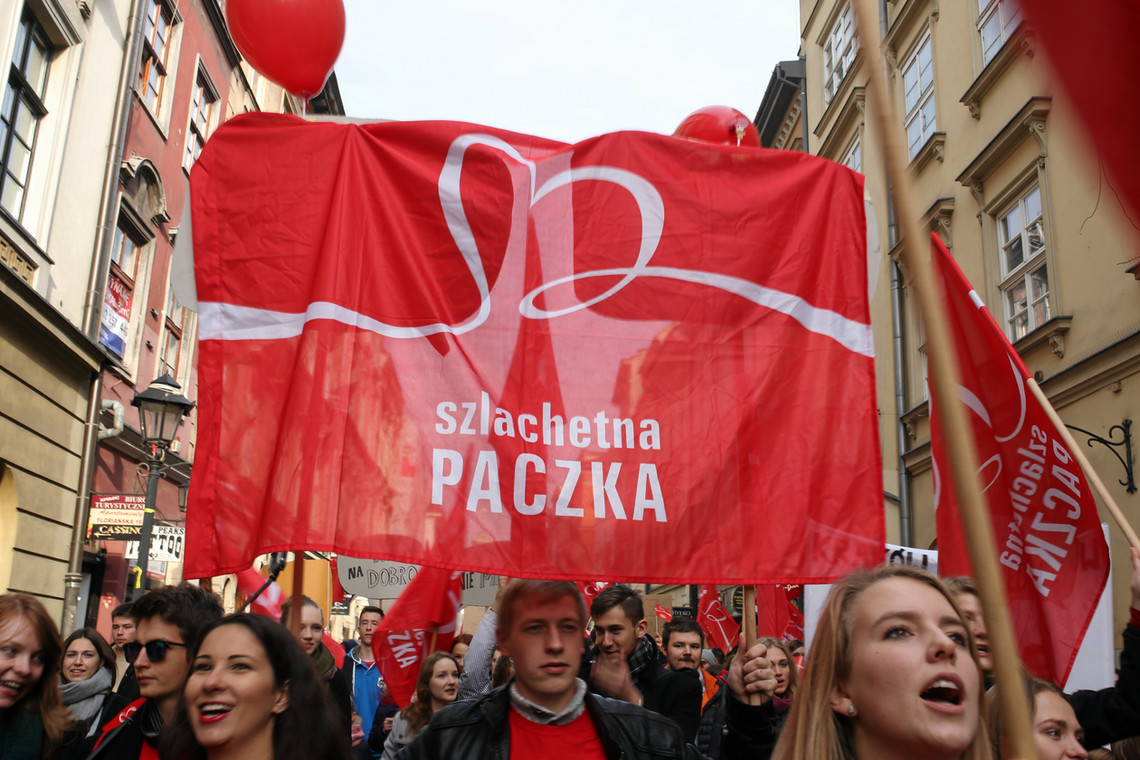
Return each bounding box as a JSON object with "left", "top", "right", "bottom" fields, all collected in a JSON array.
[{"left": 335, "top": 1, "right": 802, "bottom": 144}]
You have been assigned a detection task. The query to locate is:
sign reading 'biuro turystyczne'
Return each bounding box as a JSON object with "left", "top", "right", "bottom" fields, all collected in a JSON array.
[{"left": 88, "top": 494, "right": 146, "bottom": 540}]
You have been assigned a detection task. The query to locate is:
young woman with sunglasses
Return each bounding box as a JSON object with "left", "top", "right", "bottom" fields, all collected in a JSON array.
[
  {"left": 0, "top": 594, "right": 70, "bottom": 760},
  {"left": 162, "top": 613, "right": 350, "bottom": 760}
]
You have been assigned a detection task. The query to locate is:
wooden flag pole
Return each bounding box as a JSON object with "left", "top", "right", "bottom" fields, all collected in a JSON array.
[
  {"left": 1027, "top": 379, "right": 1140, "bottom": 550},
  {"left": 742, "top": 585, "right": 760, "bottom": 706},
  {"left": 288, "top": 554, "right": 305, "bottom": 645},
  {"left": 850, "top": 0, "right": 1036, "bottom": 757}
]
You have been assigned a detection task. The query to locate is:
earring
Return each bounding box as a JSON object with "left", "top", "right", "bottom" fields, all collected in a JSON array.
[{"left": 847, "top": 705, "right": 856, "bottom": 716}]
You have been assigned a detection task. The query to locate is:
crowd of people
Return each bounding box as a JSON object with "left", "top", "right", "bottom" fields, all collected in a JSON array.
[{"left": 1, "top": 548, "right": 1138, "bottom": 759}]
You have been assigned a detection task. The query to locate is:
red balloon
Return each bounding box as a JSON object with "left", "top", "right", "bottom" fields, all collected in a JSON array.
[
  {"left": 673, "top": 105, "right": 761, "bottom": 148},
  {"left": 227, "top": 0, "right": 345, "bottom": 100}
]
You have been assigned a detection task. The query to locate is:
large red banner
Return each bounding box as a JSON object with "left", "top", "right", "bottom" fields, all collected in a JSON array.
[
  {"left": 185, "top": 113, "right": 882, "bottom": 583},
  {"left": 930, "top": 235, "right": 1108, "bottom": 684}
]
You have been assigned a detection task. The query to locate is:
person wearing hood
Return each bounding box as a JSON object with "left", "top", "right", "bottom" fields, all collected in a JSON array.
[{"left": 280, "top": 596, "right": 352, "bottom": 734}]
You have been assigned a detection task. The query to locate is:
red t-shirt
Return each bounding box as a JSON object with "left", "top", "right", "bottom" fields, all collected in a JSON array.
[{"left": 508, "top": 707, "right": 606, "bottom": 760}]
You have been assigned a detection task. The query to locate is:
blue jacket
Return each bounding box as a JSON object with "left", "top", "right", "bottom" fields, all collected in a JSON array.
[{"left": 343, "top": 646, "right": 385, "bottom": 739}]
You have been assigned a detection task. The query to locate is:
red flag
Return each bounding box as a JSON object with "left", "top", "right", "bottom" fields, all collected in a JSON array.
[
  {"left": 328, "top": 556, "right": 345, "bottom": 603},
  {"left": 373, "top": 566, "right": 463, "bottom": 707},
  {"left": 755, "top": 584, "right": 792, "bottom": 640},
  {"left": 186, "top": 113, "right": 882, "bottom": 584},
  {"left": 576, "top": 581, "right": 609, "bottom": 606},
  {"left": 1019, "top": 1, "right": 1140, "bottom": 227},
  {"left": 654, "top": 603, "right": 673, "bottom": 622},
  {"left": 930, "top": 234, "right": 1109, "bottom": 683},
  {"left": 698, "top": 585, "right": 739, "bottom": 652},
  {"left": 236, "top": 569, "right": 283, "bottom": 619}
]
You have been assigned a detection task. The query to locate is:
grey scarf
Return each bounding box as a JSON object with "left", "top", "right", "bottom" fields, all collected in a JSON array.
[{"left": 60, "top": 666, "right": 112, "bottom": 731}]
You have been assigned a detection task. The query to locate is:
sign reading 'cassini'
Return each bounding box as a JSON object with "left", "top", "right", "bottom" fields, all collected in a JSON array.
[{"left": 185, "top": 113, "right": 883, "bottom": 583}]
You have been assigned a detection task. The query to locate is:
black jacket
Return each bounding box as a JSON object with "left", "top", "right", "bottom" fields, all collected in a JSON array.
[
  {"left": 720, "top": 693, "right": 782, "bottom": 760},
  {"left": 580, "top": 636, "right": 703, "bottom": 744},
  {"left": 396, "top": 684, "right": 700, "bottom": 760},
  {"left": 1070, "top": 622, "right": 1140, "bottom": 749}
]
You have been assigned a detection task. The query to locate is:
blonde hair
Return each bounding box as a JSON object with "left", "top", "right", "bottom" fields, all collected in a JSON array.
[
  {"left": 770, "top": 565, "right": 992, "bottom": 760},
  {"left": 758, "top": 637, "right": 799, "bottom": 696}
]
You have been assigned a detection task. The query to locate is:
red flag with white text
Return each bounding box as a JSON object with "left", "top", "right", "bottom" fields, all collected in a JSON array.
[
  {"left": 698, "top": 585, "right": 739, "bottom": 652},
  {"left": 929, "top": 234, "right": 1108, "bottom": 683},
  {"left": 373, "top": 566, "right": 463, "bottom": 708},
  {"left": 654, "top": 603, "right": 673, "bottom": 622},
  {"left": 185, "top": 113, "right": 882, "bottom": 583}
]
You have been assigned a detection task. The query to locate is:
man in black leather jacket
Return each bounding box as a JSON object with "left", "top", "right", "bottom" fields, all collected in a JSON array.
[{"left": 398, "top": 580, "right": 698, "bottom": 759}]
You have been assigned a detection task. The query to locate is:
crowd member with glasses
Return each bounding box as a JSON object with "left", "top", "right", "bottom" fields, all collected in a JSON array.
[{"left": 87, "top": 583, "right": 223, "bottom": 760}]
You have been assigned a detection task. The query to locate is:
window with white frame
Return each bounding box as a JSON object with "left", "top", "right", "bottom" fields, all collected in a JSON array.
[
  {"left": 998, "top": 185, "right": 1049, "bottom": 341},
  {"left": 1, "top": 11, "right": 52, "bottom": 220},
  {"left": 978, "top": 0, "right": 1023, "bottom": 66},
  {"left": 139, "top": 0, "right": 175, "bottom": 115},
  {"left": 823, "top": 3, "right": 857, "bottom": 105},
  {"left": 160, "top": 289, "right": 186, "bottom": 377},
  {"left": 842, "top": 135, "right": 861, "bottom": 173},
  {"left": 903, "top": 33, "right": 936, "bottom": 160},
  {"left": 183, "top": 68, "right": 218, "bottom": 170},
  {"left": 100, "top": 220, "right": 145, "bottom": 359}
]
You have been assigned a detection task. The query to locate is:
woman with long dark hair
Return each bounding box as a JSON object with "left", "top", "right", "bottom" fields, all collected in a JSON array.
[
  {"left": 58, "top": 628, "right": 118, "bottom": 740},
  {"left": 0, "top": 594, "right": 69, "bottom": 760},
  {"left": 380, "top": 652, "right": 458, "bottom": 759},
  {"left": 161, "top": 613, "right": 350, "bottom": 760}
]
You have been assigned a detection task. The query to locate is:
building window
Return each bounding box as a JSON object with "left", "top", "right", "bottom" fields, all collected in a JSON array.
[
  {"left": 842, "top": 135, "right": 861, "bottom": 173},
  {"left": 903, "top": 33, "right": 936, "bottom": 160},
  {"left": 1, "top": 12, "right": 51, "bottom": 220},
  {"left": 139, "top": 0, "right": 174, "bottom": 114},
  {"left": 824, "top": 3, "right": 857, "bottom": 105},
  {"left": 100, "top": 222, "right": 144, "bottom": 359},
  {"left": 184, "top": 69, "right": 217, "bottom": 170},
  {"left": 998, "top": 185, "right": 1048, "bottom": 341},
  {"left": 160, "top": 290, "right": 185, "bottom": 377},
  {"left": 978, "top": 0, "right": 1023, "bottom": 66}
]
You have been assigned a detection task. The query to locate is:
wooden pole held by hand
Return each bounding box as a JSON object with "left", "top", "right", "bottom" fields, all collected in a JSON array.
[
  {"left": 850, "top": 0, "right": 1037, "bottom": 756},
  {"left": 742, "top": 585, "right": 760, "bottom": 706}
]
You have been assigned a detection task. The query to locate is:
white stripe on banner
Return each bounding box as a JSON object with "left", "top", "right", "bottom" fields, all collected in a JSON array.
[{"left": 198, "top": 292, "right": 874, "bottom": 357}]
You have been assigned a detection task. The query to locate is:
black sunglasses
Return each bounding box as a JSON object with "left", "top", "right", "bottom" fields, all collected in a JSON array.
[{"left": 123, "top": 640, "right": 187, "bottom": 664}]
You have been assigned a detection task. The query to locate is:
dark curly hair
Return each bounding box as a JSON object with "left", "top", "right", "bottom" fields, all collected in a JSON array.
[
  {"left": 161, "top": 613, "right": 351, "bottom": 760},
  {"left": 131, "top": 582, "right": 223, "bottom": 654}
]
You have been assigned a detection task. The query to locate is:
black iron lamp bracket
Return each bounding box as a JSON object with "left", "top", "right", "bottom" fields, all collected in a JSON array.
[{"left": 1064, "top": 419, "right": 1135, "bottom": 494}]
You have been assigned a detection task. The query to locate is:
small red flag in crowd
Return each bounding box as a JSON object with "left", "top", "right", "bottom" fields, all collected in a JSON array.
[
  {"left": 698, "top": 585, "right": 739, "bottom": 653},
  {"left": 373, "top": 566, "right": 463, "bottom": 707},
  {"left": 576, "top": 581, "right": 609, "bottom": 606},
  {"left": 929, "top": 234, "right": 1109, "bottom": 684},
  {"left": 654, "top": 603, "right": 673, "bottom": 622},
  {"left": 236, "top": 568, "right": 283, "bottom": 619}
]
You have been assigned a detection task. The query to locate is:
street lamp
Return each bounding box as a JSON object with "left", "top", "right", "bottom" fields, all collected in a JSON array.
[{"left": 130, "top": 374, "right": 194, "bottom": 600}]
